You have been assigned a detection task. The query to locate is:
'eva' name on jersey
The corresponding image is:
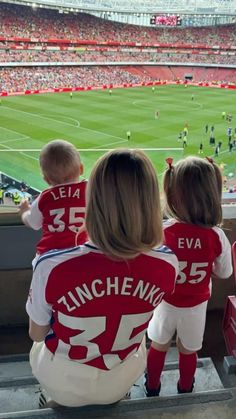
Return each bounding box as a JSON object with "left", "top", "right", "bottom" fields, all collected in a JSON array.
[
  {"left": 50, "top": 186, "right": 80, "bottom": 200},
  {"left": 178, "top": 238, "right": 202, "bottom": 249}
]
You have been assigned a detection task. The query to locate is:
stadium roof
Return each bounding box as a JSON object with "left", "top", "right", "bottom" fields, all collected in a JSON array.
[{"left": 2, "top": 0, "right": 236, "bottom": 14}]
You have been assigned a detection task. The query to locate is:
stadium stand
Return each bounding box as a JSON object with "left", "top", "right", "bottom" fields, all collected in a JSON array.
[
  {"left": 0, "top": 1, "right": 236, "bottom": 417},
  {"left": 0, "top": 2, "right": 236, "bottom": 93},
  {"left": 1, "top": 3, "right": 236, "bottom": 45}
]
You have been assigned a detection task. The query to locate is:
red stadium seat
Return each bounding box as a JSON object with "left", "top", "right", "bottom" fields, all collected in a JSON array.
[
  {"left": 232, "top": 242, "right": 236, "bottom": 284},
  {"left": 223, "top": 296, "right": 236, "bottom": 359},
  {"left": 223, "top": 242, "right": 236, "bottom": 359}
]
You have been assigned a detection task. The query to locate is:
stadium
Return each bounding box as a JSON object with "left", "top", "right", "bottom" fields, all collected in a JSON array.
[{"left": 0, "top": 1, "right": 236, "bottom": 418}]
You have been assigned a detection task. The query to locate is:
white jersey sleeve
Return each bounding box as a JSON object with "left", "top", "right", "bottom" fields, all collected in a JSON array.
[
  {"left": 26, "top": 258, "right": 53, "bottom": 326},
  {"left": 212, "top": 227, "right": 233, "bottom": 278},
  {"left": 23, "top": 195, "right": 43, "bottom": 230}
]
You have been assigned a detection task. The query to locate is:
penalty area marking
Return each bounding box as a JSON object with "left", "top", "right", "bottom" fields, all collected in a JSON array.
[
  {"left": 1, "top": 105, "right": 130, "bottom": 145},
  {"left": 0, "top": 137, "right": 30, "bottom": 145},
  {"left": 0, "top": 142, "right": 39, "bottom": 161},
  {"left": 2, "top": 105, "right": 80, "bottom": 128}
]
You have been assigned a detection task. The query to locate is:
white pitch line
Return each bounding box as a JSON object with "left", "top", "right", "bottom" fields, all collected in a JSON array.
[
  {"left": 2, "top": 105, "right": 129, "bottom": 145},
  {"left": 19, "top": 151, "right": 39, "bottom": 161},
  {"left": 0, "top": 143, "right": 39, "bottom": 161},
  {"left": 0, "top": 137, "right": 30, "bottom": 145},
  {"left": 2, "top": 105, "right": 80, "bottom": 128},
  {"left": 0, "top": 126, "right": 30, "bottom": 139},
  {"left": 63, "top": 116, "right": 80, "bottom": 127},
  {"left": 93, "top": 139, "right": 128, "bottom": 148},
  {"left": 79, "top": 127, "right": 128, "bottom": 143},
  {"left": 0, "top": 147, "right": 183, "bottom": 152}
]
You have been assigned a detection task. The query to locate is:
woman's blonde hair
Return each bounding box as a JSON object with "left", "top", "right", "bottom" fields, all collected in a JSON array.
[
  {"left": 40, "top": 139, "right": 82, "bottom": 185},
  {"left": 86, "top": 149, "right": 163, "bottom": 259},
  {"left": 163, "top": 156, "right": 222, "bottom": 227}
]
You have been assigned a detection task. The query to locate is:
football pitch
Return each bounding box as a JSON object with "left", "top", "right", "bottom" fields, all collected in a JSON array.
[{"left": 0, "top": 84, "right": 235, "bottom": 191}]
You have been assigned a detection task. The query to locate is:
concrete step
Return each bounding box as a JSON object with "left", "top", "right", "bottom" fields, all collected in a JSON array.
[
  {"left": 0, "top": 389, "right": 234, "bottom": 419},
  {"left": 0, "top": 355, "right": 232, "bottom": 418}
]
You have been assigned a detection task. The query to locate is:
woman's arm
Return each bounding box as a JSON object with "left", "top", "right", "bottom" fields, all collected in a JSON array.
[{"left": 29, "top": 319, "right": 50, "bottom": 342}]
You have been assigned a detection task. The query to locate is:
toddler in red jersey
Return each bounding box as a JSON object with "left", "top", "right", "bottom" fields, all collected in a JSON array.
[
  {"left": 145, "top": 156, "right": 232, "bottom": 396},
  {"left": 19, "top": 139, "right": 87, "bottom": 256}
]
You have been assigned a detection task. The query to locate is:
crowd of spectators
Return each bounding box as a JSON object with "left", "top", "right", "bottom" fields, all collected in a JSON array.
[
  {"left": 0, "top": 66, "right": 152, "bottom": 93},
  {"left": 1, "top": 2, "right": 236, "bottom": 93},
  {"left": 1, "top": 48, "right": 236, "bottom": 65},
  {"left": 1, "top": 65, "right": 236, "bottom": 93},
  {"left": 1, "top": 2, "right": 236, "bottom": 47}
]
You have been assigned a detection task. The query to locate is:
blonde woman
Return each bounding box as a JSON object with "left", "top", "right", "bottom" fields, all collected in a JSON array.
[
  {"left": 26, "top": 149, "right": 178, "bottom": 407},
  {"left": 146, "top": 156, "right": 232, "bottom": 396}
]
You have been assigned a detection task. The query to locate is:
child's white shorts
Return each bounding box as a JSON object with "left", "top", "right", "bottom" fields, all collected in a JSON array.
[{"left": 148, "top": 300, "right": 208, "bottom": 352}]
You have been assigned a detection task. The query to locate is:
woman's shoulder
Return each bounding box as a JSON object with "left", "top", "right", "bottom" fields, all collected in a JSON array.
[
  {"left": 163, "top": 218, "right": 179, "bottom": 229},
  {"left": 146, "top": 244, "right": 179, "bottom": 268}
]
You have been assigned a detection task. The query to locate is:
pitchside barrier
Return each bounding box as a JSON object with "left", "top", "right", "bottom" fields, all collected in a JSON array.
[{"left": 1, "top": 80, "right": 236, "bottom": 97}]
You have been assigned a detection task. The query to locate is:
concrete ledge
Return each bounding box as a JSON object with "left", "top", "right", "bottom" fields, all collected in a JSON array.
[
  {"left": 224, "top": 356, "right": 236, "bottom": 374},
  {"left": 0, "top": 389, "right": 234, "bottom": 419},
  {"left": 0, "top": 225, "right": 40, "bottom": 270},
  {"left": 0, "top": 357, "right": 228, "bottom": 415}
]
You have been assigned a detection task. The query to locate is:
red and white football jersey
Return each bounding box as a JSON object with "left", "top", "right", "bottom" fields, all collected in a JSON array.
[
  {"left": 24, "top": 180, "right": 87, "bottom": 254},
  {"left": 163, "top": 219, "right": 232, "bottom": 308},
  {"left": 26, "top": 242, "right": 178, "bottom": 370}
]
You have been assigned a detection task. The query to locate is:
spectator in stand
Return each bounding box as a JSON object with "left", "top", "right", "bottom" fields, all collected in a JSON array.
[
  {"left": 19, "top": 140, "right": 87, "bottom": 261},
  {"left": 26, "top": 149, "right": 178, "bottom": 407},
  {"left": 0, "top": 66, "right": 151, "bottom": 93},
  {"left": 1, "top": 48, "right": 236, "bottom": 66},
  {"left": 1, "top": 3, "right": 236, "bottom": 45},
  {"left": 1, "top": 4, "right": 236, "bottom": 92}
]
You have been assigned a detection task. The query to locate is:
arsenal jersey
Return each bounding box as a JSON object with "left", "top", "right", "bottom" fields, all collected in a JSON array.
[
  {"left": 163, "top": 219, "right": 232, "bottom": 307},
  {"left": 24, "top": 180, "right": 87, "bottom": 254},
  {"left": 26, "top": 242, "right": 178, "bottom": 370}
]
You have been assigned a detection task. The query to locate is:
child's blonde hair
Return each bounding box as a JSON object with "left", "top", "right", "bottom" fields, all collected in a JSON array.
[
  {"left": 86, "top": 148, "right": 163, "bottom": 259},
  {"left": 163, "top": 156, "right": 222, "bottom": 227},
  {"left": 39, "top": 139, "right": 82, "bottom": 185}
]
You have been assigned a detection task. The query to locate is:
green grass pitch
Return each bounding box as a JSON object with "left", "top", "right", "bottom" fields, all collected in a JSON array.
[{"left": 0, "top": 84, "right": 235, "bottom": 191}]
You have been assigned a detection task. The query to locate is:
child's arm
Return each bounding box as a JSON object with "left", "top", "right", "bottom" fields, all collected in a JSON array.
[
  {"left": 19, "top": 199, "right": 32, "bottom": 227},
  {"left": 19, "top": 196, "right": 43, "bottom": 230},
  {"left": 19, "top": 199, "right": 30, "bottom": 214},
  {"left": 212, "top": 229, "right": 233, "bottom": 279}
]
